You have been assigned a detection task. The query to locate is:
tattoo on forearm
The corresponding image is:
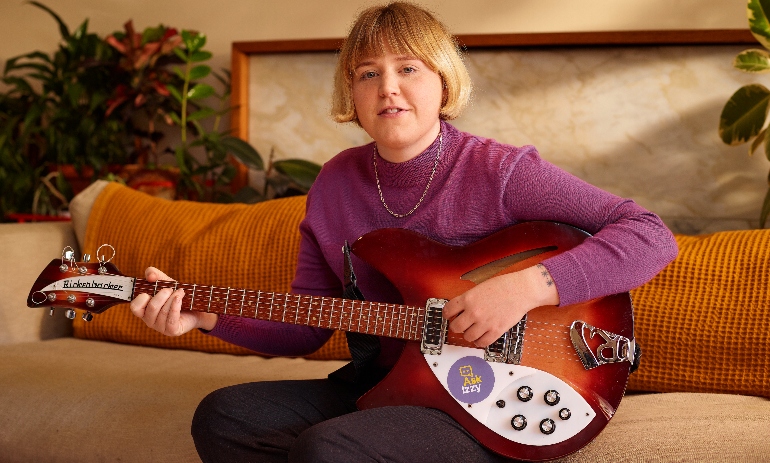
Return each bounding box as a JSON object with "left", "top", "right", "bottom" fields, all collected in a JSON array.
[{"left": 536, "top": 264, "right": 554, "bottom": 287}]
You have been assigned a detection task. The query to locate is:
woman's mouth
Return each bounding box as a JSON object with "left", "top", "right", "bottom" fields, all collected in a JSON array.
[{"left": 379, "top": 107, "right": 405, "bottom": 115}]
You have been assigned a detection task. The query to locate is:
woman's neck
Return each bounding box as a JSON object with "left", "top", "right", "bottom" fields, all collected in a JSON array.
[{"left": 374, "top": 121, "right": 442, "bottom": 163}]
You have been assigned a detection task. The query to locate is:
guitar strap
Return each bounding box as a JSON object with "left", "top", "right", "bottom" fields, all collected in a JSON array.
[{"left": 328, "top": 241, "right": 385, "bottom": 387}]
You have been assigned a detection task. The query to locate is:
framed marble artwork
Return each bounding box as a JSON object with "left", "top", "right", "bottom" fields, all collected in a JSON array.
[{"left": 230, "top": 29, "right": 765, "bottom": 233}]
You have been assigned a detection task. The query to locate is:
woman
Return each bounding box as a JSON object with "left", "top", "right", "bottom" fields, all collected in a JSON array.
[{"left": 130, "top": 3, "right": 677, "bottom": 462}]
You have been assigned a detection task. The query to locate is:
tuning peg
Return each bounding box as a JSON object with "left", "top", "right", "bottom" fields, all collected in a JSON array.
[
  {"left": 82, "top": 254, "right": 91, "bottom": 262},
  {"left": 49, "top": 308, "right": 55, "bottom": 317},
  {"left": 82, "top": 312, "right": 94, "bottom": 322},
  {"left": 64, "top": 309, "right": 76, "bottom": 320}
]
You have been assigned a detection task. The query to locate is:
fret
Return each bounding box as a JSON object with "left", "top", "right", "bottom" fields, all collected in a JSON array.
[
  {"left": 190, "top": 284, "right": 196, "bottom": 310},
  {"left": 366, "top": 302, "right": 373, "bottom": 335},
  {"left": 173, "top": 281, "right": 178, "bottom": 292},
  {"left": 355, "top": 300, "right": 361, "bottom": 333},
  {"left": 239, "top": 289, "right": 246, "bottom": 317},
  {"left": 268, "top": 292, "right": 275, "bottom": 321},
  {"left": 254, "top": 291, "right": 262, "bottom": 319},
  {"left": 153, "top": 279, "right": 158, "bottom": 296},
  {"left": 385, "top": 304, "right": 392, "bottom": 338},
  {"left": 324, "top": 298, "right": 331, "bottom": 329},
  {"left": 207, "top": 286, "right": 214, "bottom": 313},
  {"left": 281, "top": 293, "right": 288, "bottom": 323},
  {"left": 294, "top": 294, "right": 301, "bottom": 325},
  {"left": 222, "top": 287, "right": 229, "bottom": 315}
]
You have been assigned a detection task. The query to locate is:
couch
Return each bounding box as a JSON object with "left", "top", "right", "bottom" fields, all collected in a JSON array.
[{"left": 1, "top": 180, "right": 769, "bottom": 462}]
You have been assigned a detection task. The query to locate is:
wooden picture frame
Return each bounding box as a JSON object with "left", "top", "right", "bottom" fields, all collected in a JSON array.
[{"left": 229, "top": 29, "right": 755, "bottom": 187}]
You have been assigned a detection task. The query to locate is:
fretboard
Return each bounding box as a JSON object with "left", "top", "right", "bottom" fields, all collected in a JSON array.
[{"left": 133, "top": 279, "right": 424, "bottom": 341}]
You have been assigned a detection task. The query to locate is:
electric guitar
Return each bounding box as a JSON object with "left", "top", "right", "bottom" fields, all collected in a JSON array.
[{"left": 27, "top": 221, "right": 638, "bottom": 461}]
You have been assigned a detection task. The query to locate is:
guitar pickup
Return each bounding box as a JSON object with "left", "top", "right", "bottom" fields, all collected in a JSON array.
[
  {"left": 421, "top": 298, "right": 448, "bottom": 355},
  {"left": 485, "top": 315, "right": 527, "bottom": 364}
]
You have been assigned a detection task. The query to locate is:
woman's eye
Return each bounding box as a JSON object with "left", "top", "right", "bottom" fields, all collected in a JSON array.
[
  {"left": 402, "top": 66, "right": 416, "bottom": 74},
  {"left": 361, "top": 71, "right": 377, "bottom": 80}
]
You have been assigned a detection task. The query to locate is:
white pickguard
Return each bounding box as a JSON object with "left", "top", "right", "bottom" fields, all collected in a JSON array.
[{"left": 424, "top": 344, "right": 595, "bottom": 446}]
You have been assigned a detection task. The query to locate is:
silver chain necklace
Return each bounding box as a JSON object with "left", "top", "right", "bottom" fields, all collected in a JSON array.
[{"left": 373, "top": 131, "right": 443, "bottom": 218}]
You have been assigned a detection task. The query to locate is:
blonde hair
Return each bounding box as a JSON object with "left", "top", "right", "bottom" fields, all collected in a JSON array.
[{"left": 331, "top": 2, "right": 472, "bottom": 125}]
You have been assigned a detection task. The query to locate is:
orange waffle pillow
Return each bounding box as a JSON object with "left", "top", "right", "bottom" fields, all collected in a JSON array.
[
  {"left": 628, "top": 228, "right": 770, "bottom": 398},
  {"left": 73, "top": 182, "right": 350, "bottom": 361}
]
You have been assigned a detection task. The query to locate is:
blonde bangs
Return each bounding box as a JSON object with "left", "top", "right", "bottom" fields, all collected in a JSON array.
[{"left": 331, "top": 2, "right": 472, "bottom": 124}]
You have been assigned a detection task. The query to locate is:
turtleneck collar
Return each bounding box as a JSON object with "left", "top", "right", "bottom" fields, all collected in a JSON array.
[{"left": 372, "top": 121, "right": 460, "bottom": 187}]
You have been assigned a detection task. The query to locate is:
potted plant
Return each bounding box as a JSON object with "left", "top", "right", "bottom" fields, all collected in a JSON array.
[
  {"left": 718, "top": 0, "right": 770, "bottom": 228},
  {"left": 161, "top": 30, "right": 321, "bottom": 203},
  {"left": 0, "top": 2, "right": 321, "bottom": 220},
  {"left": 1, "top": 1, "right": 130, "bottom": 218}
]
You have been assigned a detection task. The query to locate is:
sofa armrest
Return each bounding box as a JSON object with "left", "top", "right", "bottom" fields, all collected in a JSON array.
[{"left": 0, "top": 222, "right": 78, "bottom": 344}]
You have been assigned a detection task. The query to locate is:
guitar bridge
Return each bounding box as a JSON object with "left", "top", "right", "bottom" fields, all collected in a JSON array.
[
  {"left": 421, "top": 298, "right": 448, "bottom": 355},
  {"left": 484, "top": 315, "right": 527, "bottom": 364}
]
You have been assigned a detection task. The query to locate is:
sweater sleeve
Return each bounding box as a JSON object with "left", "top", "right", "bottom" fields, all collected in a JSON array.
[
  {"left": 503, "top": 146, "right": 678, "bottom": 306},
  {"left": 203, "top": 187, "right": 338, "bottom": 356}
]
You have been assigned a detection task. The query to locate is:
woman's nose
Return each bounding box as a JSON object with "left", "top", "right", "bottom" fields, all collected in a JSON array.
[{"left": 379, "top": 71, "right": 399, "bottom": 97}]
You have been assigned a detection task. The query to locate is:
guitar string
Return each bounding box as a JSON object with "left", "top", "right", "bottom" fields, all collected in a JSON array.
[{"left": 122, "top": 279, "right": 576, "bottom": 352}]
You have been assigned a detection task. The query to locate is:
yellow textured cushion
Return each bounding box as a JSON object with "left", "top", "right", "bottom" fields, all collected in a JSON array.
[
  {"left": 628, "top": 229, "right": 770, "bottom": 398},
  {"left": 73, "top": 182, "right": 350, "bottom": 361}
]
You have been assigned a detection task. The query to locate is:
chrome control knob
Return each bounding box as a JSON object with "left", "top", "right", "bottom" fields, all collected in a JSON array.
[
  {"left": 539, "top": 418, "right": 556, "bottom": 435},
  {"left": 511, "top": 414, "right": 527, "bottom": 431},
  {"left": 559, "top": 408, "right": 571, "bottom": 420},
  {"left": 544, "top": 390, "right": 560, "bottom": 406},
  {"left": 517, "top": 386, "right": 533, "bottom": 402}
]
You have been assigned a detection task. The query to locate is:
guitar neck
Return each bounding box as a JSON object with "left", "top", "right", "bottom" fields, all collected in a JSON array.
[{"left": 133, "top": 279, "right": 424, "bottom": 341}]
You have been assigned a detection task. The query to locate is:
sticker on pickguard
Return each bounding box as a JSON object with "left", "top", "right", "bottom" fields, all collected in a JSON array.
[{"left": 447, "top": 356, "right": 495, "bottom": 404}]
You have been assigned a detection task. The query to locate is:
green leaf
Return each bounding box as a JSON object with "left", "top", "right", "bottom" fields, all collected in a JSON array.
[
  {"left": 718, "top": 84, "right": 770, "bottom": 145},
  {"left": 187, "top": 83, "right": 215, "bottom": 100},
  {"left": 761, "top": 184, "right": 770, "bottom": 228},
  {"left": 167, "top": 86, "right": 183, "bottom": 103},
  {"left": 189, "top": 51, "right": 213, "bottom": 63},
  {"left": 187, "top": 107, "right": 216, "bottom": 121},
  {"left": 168, "top": 111, "right": 182, "bottom": 126},
  {"left": 181, "top": 31, "right": 206, "bottom": 53},
  {"left": 172, "top": 47, "right": 188, "bottom": 63},
  {"left": 173, "top": 66, "right": 186, "bottom": 81},
  {"left": 751, "top": 128, "right": 767, "bottom": 155},
  {"left": 749, "top": 0, "right": 770, "bottom": 49},
  {"left": 734, "top": 49, "right": 770, "bottom": 72},
  {"left": 220, "top": 136, "right": 263, "bottom": 170},
  {"left": 232, "top": 186, "right": 266, "bottom": 204},
  {"left": 273, "top": 159, "right": 322, "bottom": 190},
  {"left": 188, "top": 65, "right": 211, "bottom": 81},
  {"left": 28, "top": 1, "right": 70, "bottom": 39}
]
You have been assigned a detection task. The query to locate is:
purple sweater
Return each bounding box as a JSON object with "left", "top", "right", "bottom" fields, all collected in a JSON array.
[{"left": 209, "top": 122, "right": 678, "bottom": 362}]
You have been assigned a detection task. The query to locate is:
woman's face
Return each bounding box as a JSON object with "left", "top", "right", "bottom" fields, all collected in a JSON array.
[{"left": 352, "top": 50, "right": 444, "bottom": 163}]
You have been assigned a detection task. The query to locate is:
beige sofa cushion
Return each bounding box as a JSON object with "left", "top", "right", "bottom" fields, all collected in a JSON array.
[
  {"left": 0, "top": 338, "right": 347, "bottom": 463},
  {"left": 1, "top": 337, "right": 767, "bottom": 462},
  {"left": 0, "top": 222, "right": 76, "bottom": 344}
]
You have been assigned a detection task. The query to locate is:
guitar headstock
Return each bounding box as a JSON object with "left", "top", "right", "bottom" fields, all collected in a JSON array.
[{"left": 27, "top": 245, "right": 134, "bottom": 321}]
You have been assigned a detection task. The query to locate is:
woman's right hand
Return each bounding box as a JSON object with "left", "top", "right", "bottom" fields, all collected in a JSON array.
[{"left": 129, "top": 267, "right": 218, "bottom": 336}]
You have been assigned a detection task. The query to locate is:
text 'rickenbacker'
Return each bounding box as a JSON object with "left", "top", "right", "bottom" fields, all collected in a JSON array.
[{"left": 28, "top": 221, "right": 639, "bottom": 461}]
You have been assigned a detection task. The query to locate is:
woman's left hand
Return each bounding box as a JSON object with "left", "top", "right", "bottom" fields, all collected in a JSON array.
[{"left": 442, "top": 264, "right": 560, "bottom": 347}]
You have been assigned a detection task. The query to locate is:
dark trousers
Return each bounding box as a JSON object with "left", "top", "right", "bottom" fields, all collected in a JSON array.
[{"left": 191, "top": 378, "right": 513, "bottom": 462}]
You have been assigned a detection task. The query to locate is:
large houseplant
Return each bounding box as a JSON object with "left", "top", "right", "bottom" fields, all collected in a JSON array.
[
  {"left": 1, "top": 2, "right": 130, "bottom": 217},
  {"left": 0, "top": 2, "right": 321, "bottom": 219},
  {"left": 718, "top": 0, "right": 770, "bottom": 228}
]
